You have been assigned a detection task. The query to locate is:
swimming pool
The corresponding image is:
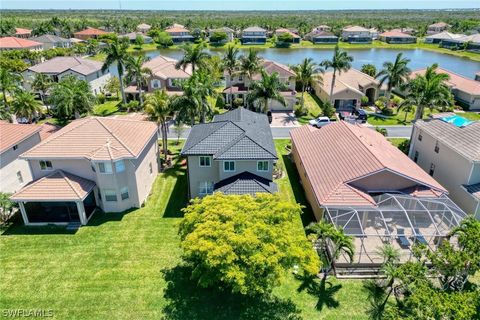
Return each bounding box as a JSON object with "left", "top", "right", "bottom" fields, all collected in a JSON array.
[{"left": 441, "top": 115, "right": 474, "bottom": 127}]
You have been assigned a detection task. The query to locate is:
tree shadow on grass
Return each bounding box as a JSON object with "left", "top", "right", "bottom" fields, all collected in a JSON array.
[
  {"left": 1, "top": 214, "right": 78, "bottom": 236},
  {"left": 296, "top": 274, "right": 342, "bottom": 311},
  {"left": 163, "top": 171, "right": 188, "bottom": 218},
  {"left": 162, "top": 265, "right": 302, "bottom": 320}
]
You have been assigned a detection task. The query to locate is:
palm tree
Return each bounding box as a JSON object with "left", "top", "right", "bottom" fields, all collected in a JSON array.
[
  {"left": 175, "top": 41, "right": 210, "bottom": 73},
  {"left": 0, "top": 68, "right": 22, "bottom": 122},
  {"left": 12, "top": 90, "right": 43, "bottom": 122},
  {"left": 376, "top": 53, "right": 411, "bottom": 102},
  {"left": 361, "top": 63, "right": 377, "bottom": 77},
  {"left": 306, "top": 221, "right": 355, "bottom": 279},
  {"left": 397, "top": 100, "right": 416, "bottom": 123},
  {"left": 49, "top": 76, "right": 95, "bottom": 119},
  {"left": 292, "top": 58, "right": 322, "bottom": 110},
  {"left": 126, "top": 55, "right": 151, "bottom": 107},
  {"left": 247, "top": 71, "right": 288, "bottom": 113},
  {"left": 321, "top": 45, "right": 353, "bottom": 104},
  {"left": 31, "top": 73, "right": 52, "bottom": 106},
  {"left": 144, "top": 90, "right": 172, "bottom": 163},
  {"left": 222, "top": 45, "right": 240, "bottom": 107},
  {"left": 102, "top": 39, "right": 130, "bottom": 104},
  {"left": 240, "top": 48, "right": 262, "bottom": 106}
]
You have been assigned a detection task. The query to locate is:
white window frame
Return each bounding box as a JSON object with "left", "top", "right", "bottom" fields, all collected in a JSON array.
[
  {"left": 151, "top": 79, "right": 161, "bottom": 89},
  {"left": 98, "top": 162, "right": 113, "bottom": 174},
  {"left": 257, "top": 161, "right": 269, "bottom": 172},
  {"left": 104, "top": 189, "right": 117, "bottom": 202},
  {"left": 199, "top": 181, "right": 214, "bottom": 196},
  {"left": 39, "top": 160, "right": 53, "bottom": 171},
  {"left": 199, "top": 156, "right": 211, "bottom": 167},
  {"left": 120, "top": 186, "right": 129, "bottom": 200},
  {"left": 115, "top": 160, "right": 125, "bottom": 173},
  {"left": 223, "top": 161, "right": 235, "bottom": 172}
]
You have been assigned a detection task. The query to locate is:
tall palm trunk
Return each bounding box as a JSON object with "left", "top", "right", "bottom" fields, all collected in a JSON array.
[
  {"left": 229, "top": 71, "right": 234, "bottom": 107},
  {"left": 2, "top": 89, "right": 17, "bottom": 123},
  {"left": 329, "top": 70, "right": 337, "bottom": 105},
  {"left": 137, "top": 85, "right": 143, "bottom": 106},
  {"left": 414, "top": 104, "right": 425, "bottom": 121},
  {"left": 301, "top": 83, "right": 306, "bottom": 109}
]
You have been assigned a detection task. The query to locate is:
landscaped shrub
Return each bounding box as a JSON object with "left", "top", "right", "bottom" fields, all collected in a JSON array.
[
  {"left": 96, "top": 93, "right": 106, "bottom": 104},
  {"left": 233, "top": 98, "right": 244, "bottom": 108},
  {"left": 360, "top": 96, "right": 369, "bottom": 106},
  {"left": 381, "top": 107, "right": 395, "bottom": 116},
  {"left": 322, "top": 102, "right": 336, "bottom": 118},
  {"left": 294, "top": 104, "right": 307, "bottom": 117}
]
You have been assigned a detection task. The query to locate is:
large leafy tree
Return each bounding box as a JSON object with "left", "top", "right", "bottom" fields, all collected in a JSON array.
[
  {"left": 247, "top": 71, "right": 288, "bottom": 113},
  {"left": 222, "top": 45, "right": 240, "bottom": 107},
  {"left": 292, "top": 58, "right": 322, "bottom": 110},
  {"left": 240, "top": 48, "right": 262, "bottom": 106},
  {"left": 179, "top": 193, "right": 320, "bottom": 296},
  {"left": 376, "top": 53, "right": 411, "bottom": 102},
  {"left": 0, "top": 68, "right": 22, "bottom": 122},
  {"left": 49, "top": 76, "right": 95, "bottom": 119},
  {"left": 126, "top": 55, "right": 151, "bottom": 106},
  {"left": 12, "top": 90, "right": 43, "bottom": 122},
  {"left": 361, "top": 63, "right": 377, "bottom": 77},
  {"left": 102, "top": 39, "right": 130, "bottom": 104},
  {"left": 321, "top": 45, "right": 353, "bottom": 104},
  {"left": 175, "top": 41, "right": 210, "bottom": 73}
]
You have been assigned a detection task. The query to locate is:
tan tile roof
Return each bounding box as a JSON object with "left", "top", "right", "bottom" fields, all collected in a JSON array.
[
  {"left": 15, "top": 28, "right": 32, "bottom": 35},
  {"left": 38, "top": 122, "right": 61, "bottom": 140},
  {"left": 28, "top": 57, "right": 103, "bottom": 76},
  {"left": 380, "top": 30, "right": 415, "bottom": 38},
  {"left": 0, "top": 123, "right": 40, "bottom": 154},
  {"left": 290, "top": 122, "right": 446, "bottom": 207},
  {"left": 11, "top": 170, "right": 95, "bottom": 201},
  {"left": 74, "top": 27, "right": 109, "bottom": 36},
  {"left": 411, "top": 67, "right": 480, "bottom": 96},
  {"left": 425, "top": 31, "right": 465, "bottom": 40},
  {"left": 165, "top": 26, "right": 190, "bottom": 33},
  {"left": 137, "top": 23, "right": 151, "bottom": 29},
  {"left": 318, "top": 68, "right": 379, "bottom": 97},
  {"left": 22, "top": 117, "right": 158, "bottom": 161},
  {"left": 343, "top": 26, "right": 370, "bottom": 32},
  {"left": 429, "top": 22, "right": 449, "bottom": 28},
  {"left": 275, "top": 28, "right": 300, "bottom": 38},
  {"left": 143, "top": 55, "right": 192, "bottom": 79},
  {"left": 251, "top": 60, "right": 296, "bottom": 80},
  {"left": 0, "top": 37, "right": 42, "bottom": 49}
]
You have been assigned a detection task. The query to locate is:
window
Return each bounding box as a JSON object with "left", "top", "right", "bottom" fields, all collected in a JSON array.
[
  {"left": 223, "top": 161, "right": 235, "bottom": 172},
  {"left": 257, "top": 161, "right": 269, "bottom": 172},
  {"left": 13, "top": 145, "right": 18, "bottom": 151},
  {"left": 120, "top": 186, "right": 129, "bottom": 200},
  {"left": 413, "top": 151, "right": 419, "bottom": 163},
  {"left": 199, "top": 156, "right": 211, "bottom": 167},
  {"left": 199, "top": 182, "right": 214, "bottom": 196},
  {"left": 149, "top": 162, "right": 153, "bottom": 174},
  {"left": 418, "top": 134, "right": 422, "bottom": 141},
  {"left": 429, "top": 163, "right": 436, "bottom": 176},
  {"left": 104, "top": 189, "right": 117, "bottom": 202},
  {"left": 17, "top": 171, "right": 23, "bottom": 183},
  {"left": 98, "top": 162, "right": 112, "bottom": 174},
  {"left": 434, "top": 141, "right": 440, "bottom": 153},
  {"left": 151, "top": 79, "right": 161, "bottom": 89},
  {"left": 115, "top": 160, "right": 125, "bottom": 173},
  {"left": 39, "top": 160, "right": 53, "bottom": 171}
]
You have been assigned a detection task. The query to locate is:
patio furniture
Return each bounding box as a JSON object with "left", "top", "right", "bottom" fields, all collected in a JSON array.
[
  {"left": 413, "top": 228, "right": 428, "bottom": 245},
  {"left": 397, "top": 228, "right": 410, "bottom": 247}
]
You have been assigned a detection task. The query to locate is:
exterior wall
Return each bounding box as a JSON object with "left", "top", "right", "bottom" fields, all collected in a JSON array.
[
  {"left": 350, "top": 170, "right": 419, "bottom": 191},
  {"left": 380, "top": 36, "right": 416, "bottom": 44},
  {"left": 0, "top": 133, "right": 41, "bottom": 193},
  {"left": 452, "top": 89, "right": 480, "bottom": 110},
  {"left": 312, "top": 80, "right": 364, "bottom": 106},
  {"left": 132, "top": 134, "right": 159, "bottom": 207},
  {"left": 217, "top": 160, "right": 273, "bottom": 181},
  {"left": 147, "top": 76, "right": 185, "bottom": 93},
  {"left": 187, "top": 155, "right": 220, "bottom": 198},
  {"left": 312, "top": 37, "right": 338, "bottom": 44},
  {"left": 30, "top": 158, "right": 95, "bottom": 181}
]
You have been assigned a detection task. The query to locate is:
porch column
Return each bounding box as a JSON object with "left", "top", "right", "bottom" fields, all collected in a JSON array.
[
  {"left": 76, "top": 201, "right": 87, "bottom": 225},
  {"left": 18, "top": 202, "right": 29, "bottom": 225}
]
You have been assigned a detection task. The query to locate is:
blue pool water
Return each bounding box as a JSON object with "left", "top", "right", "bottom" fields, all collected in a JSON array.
[{"left": 441, "top": 115, "right": 473, "bottom": 127}]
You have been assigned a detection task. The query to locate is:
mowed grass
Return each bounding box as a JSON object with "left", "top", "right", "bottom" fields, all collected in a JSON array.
[
  {"left": 1, "top": 139, "right": 370, "bottom": 320},
  {"left": 367, "top": 107, "right": 440, "bottom": 126}
]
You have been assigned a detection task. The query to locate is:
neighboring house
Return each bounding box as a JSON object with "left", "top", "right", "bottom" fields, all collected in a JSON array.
[
  {"left": 29, "top": 34, "right": 72, "bottom": 49},
  {"left": 312, "top": 68, "right": 380, "bottom": 111},
  {"left": 181, "top": 108, "right": 278, "bottom": 199},
  {"left": 427, "top": 22, "right": 450, "bottom": 35},
  {"left": 390, "top": 28, "right": 416, "bottom": 36},
  {"left": 10, "top": 116, "right": 159, "bottom": 225},
  {"left": 290, "top": 122, "right": 466, "bottom": 265},
  {"left": 0, "top": 37, "right": 43, "bottom": 51},
  {"left": 120, "top": 32, "right": 153, "bottom": 44},
  {"left": 274, "top": 28, "right": 301, "bottom": 44},
  {"left": 408, "top": 114, "right": 480, "bottom": 218},
  {"left": 73, "top": 27, "right": 109, "bottom": 40},
  {"left": 441, "top": 34, "right": 480, "bottom": 51},
  {"left": 369, "top": 28, "right": 379, "bottom": 40},
  {"left": 424, "top": 31, "right": 465, "bottom": 44},
  {"left": 209, "top": 27, "right": 235, "bottom": 43},
  {"left": 410, "top": 67, "right": 480, "bottom": 110},
  {"left": 24, "top": 57, "right": 111, "bottom": 95},
  {"left": 312, "top": 25, "right": 331, "bottom": 32},
  {"left": 341, "top": 26, "right": 373, "bottom": 43},
  {"left": 241, "top": 26, "right": 267, "bottom": 44},
  {"left": 137, "top": 23, "right": 151, "bottom": 33},
  {"left": 379, "top": 30, "right": 417, "bottom": 44},
  {"left": 304, "top": 30, "right": 339, "bottom": 44},
  {"left": 165, "top": 24, "right": 194, "bottom": 43},
  {"left": 14, "top": 28, "right": 32, "bottom": 38},
  {"left": 223, "top": 60, "right": 297, "bottom": 111}
]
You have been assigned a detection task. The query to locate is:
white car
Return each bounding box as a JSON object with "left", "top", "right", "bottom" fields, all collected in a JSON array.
[{"left": 309, "top": 116, "right": 331, "bottom": 128}]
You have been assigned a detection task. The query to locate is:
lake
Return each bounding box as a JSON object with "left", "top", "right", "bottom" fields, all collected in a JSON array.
[{"left": 140, "top": 48, "right": 480, "bottom": 79}]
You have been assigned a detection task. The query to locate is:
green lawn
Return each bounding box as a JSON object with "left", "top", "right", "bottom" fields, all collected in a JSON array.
[
  {"left": 92, "top": 99, "right": 123, "bottom": 116},
  {"left": 457, "top": 111, "right": 480, "bottom": 121},
  {"left": 296, "top": 93, "right": 328, "bottom": 125},
  {"left": 367, "top": 107, "right": 439, "bottom": 126},
  {"left": 388, "top": 138, "right": 409, "bottom": 148},
  {"left": 1, "top": 139, "right": 370, "bottom": 320}
]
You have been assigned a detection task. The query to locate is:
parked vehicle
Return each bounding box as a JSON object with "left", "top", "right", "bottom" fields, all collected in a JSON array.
[
  {"left": 339, "top": 107, "right": 368, "bottom": 123},
  {"left": 309, "top": 116, "right": 331, "bottom": 128}
]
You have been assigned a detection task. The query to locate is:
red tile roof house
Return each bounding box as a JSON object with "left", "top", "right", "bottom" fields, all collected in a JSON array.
[
  {"left": 379, "top": 30, "right": 417, "bottom": 44},
  {"left": 290, "top": 122, "right": 467, "bottom": 267},
  {"left": 10, "top": 117, "right": 160, "bottom": 226},
  {"left": 427, "top": 22, "right": 450, "bottom": 35},
  {"left": 0, "top": 37, "right": 43, "bottom": 51},
  {"left": 14, "top": 28, "right": 32, "bottom": 38},
  {"left": 73, "top": 27, "right": 109, "bottom": 40},
  {"left": 275, "top": 28, "right": 301, "bottom": 44},
  {"left": 165, "top": 24, "right": 194, "bottom": 43}
]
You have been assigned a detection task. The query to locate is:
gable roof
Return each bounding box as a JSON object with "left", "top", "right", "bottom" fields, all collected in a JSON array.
[
  {"left": 319, "top": 68, "right": 379, "bottom": 96},
  {"left": 181, "top": 108, "right": 277, "bottom": 160},
  {"left": 306, "top": 30, "right": 337, "bottom": 38},
  {"left": 411, "top": 67, "right": 480, "bottom": 95},
  {"left": 28, "top": 57, "right": 103, "bottom": 76},
  {"left": 380, "top": 30, "right": 416, "bottom": 38},
  {"left": 30, "top": 34, "right": 71, "bottom": 44},
  {"left": 143, "top": 55, "right": 192, "bottom": 79},
  {"left": 214, "top": 172, "right": 277, "bottom": 195},
  {"left": 15, "top": 28, "right": 32, "bottom": 35},
  {"left": 22, "top": 117, "right": 158, "bottom": 161},
  {"left": 74, "top": 27, "right": 108, "bottom": 36},
  {"left": 0, "top": 123, "right": 41, "bottom": 154},
  {"left": 243, "top": 26, "right": 266, "bottom": 32},
  {"left": 275, "top": 28, "right": 300, "bottom": 38},
  {"left": 0, "top": 37, "right": 42, "bottom": 49},
  {"left": 165, "top": 25, "right": 190, "bottom": 33},
  {"left": 429, "top": 22, "right": 450, "bottom": 28},
  {"left": 290, "top": 122, "right": 446, "bottom": 207},
  {"left": 343, "top": 26, "right": 370, "bottom": 32},
  {"left": 425, "top": 31, "right": 465, "bottom": 40}
]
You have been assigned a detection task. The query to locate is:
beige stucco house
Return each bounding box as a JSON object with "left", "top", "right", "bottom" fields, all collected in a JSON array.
[
  {"left": 409, "top": 114, "right": 480, "bottom": 218},
  {"left": 165, "top": 24, "right": 194, "bottom": 43},
  {"left": 181, "top": 108, "right": 277, "bottom": 199},
  {"left": 11, "top": 117, "right": 159, "bottom": 226},
  {"left": 427, "top": 22, "right": 450, "bottom": 35},
  {"left": 341, "top": 26, "right": 373, "bottom": 43}
]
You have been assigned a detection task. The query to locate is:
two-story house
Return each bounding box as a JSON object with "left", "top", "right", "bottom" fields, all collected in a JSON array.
[
  {"left": 24, "top": 57, "right": 111, "bottom": 95},
  {"left": 181, "top": 108, "right": 278, "bottom": 199},
  {"left": 29, "top": 34, "right": 72, "bottom": 49},
  {"left": 341, "top": 26, "right": 373, "bottom": 43},
  {"left": 223, "top": 60, "right": 297, "bottom": 110},
  {"left": 427, "top": 22, "right": 450, "bottom": 35},
  {"left": 11, "top": 117, "right": 159, "bottom": 226},
  {"left": 165, "top": 24, "right": 194, "bottom": 43},
  {"left": 209, "top": 27, "right": 235, "bottom": 43},
  {"left": 409, "top": 114, "right": 480, "bottom": 218},
  {"left": 241, "top": 27, "right": 267, "bottom": 44}
]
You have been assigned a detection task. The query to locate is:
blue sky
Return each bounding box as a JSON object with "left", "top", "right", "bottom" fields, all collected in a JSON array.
[{"left": 2, "top": 0, "right": 479, "bottom": 10}]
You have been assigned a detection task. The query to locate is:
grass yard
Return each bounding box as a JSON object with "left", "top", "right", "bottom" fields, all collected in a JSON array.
[
  {"left": 92, "top": 98, "right": 123, "bottom": 116},
  {"left": 367, "top": 107, "right": 439, "bottom": 126},
  {"left": 457, "top": 111, "right": 480, "bottom": 121},
  {"left": 0, "top": 139, "right": 370, "bottom": 320},
  {"left": 296, "top": 93, "right": 327, "bottom": 125}
]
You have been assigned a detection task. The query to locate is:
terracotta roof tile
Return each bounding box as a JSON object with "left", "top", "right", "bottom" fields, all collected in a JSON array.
[
  {"left": 0, "top": 37, "right": 42, "bottom": 49},
  {"left": 143, "top": 55, "right": 192, "bottom": 79},
  {"left": 15, "top": 28, "right": 32, "bottom": 35},
  {"left": 380, "top": 30, "right": 415, "bottom": 38},
  {"left": 74, "top": 27, "right": 109, "bottom": 36},
  {"left": 411, "top": 67, "right": 480, "bottom": 95},
  {"left": 0, "top": 123, "right": 40, "bottom": 153},
  {"left": 28, "top": 57, "right": 103, "bottom": 76}
]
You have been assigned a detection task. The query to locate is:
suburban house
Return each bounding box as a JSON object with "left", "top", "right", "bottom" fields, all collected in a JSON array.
[
  {"left": 29, "top": 34, "right": 72, "bottom": 49},
  {"left": 137, "top": 23, "right": 151, "bottom": 33},
  {"left": 341, "top": 26, "right": 373, "bottom": 43},
  {"left": 379, "top": 30, "right": 417, "bottom": 44},
  {"left": 0, "top": 37, "right": 43, "bottom": 51},
  {"left": 181, "top": 108, "right": 278, "bottom": 199},
  {"left": 209, "top": 27, "right": 235, "bottom": 43},
  {"left": 14, "top": 28, "right": 32, "bottom": 38},
  {"left": 10, "top": 117, "right": 159, "bottom": 226},
  {"left": 424, "top": 31, "right": 465, "bottom": 44},
  {"left": 290, "top": 122, "right": 466, "bottom": 265},
  {"left": 441, "top": 34, "right": 480, "bottom": 51},
  {"left": 312, "top": 68, "right": 380, "bottom": 111},
  {"left": 304, "top": 30, "right": 339, "bottom": 44},
  {"left": 410, "top": 67, "right": 480, "bottom": 110},
  {"left": 312, "top": 25, "right": 331, "bottom": 32},
  {"left": 409, "top": 114, "right": 480, "bottom": 218},
  {"left": 120, "top": 32, "right": 153, "bottom": 44},
  {"left": 165, "top": 24, "right": 194, "bottom": 43},
  {"left": 427, "top": 22, "right": 450, "bottom": 35},
  {"left": 369, "top": 28, "right": 379, "bottom": 40},
  {"left": 73, "top": 27, "right": 109, "bottom": 40},
  {"left": 275, "top": 28, "right": 301, "bottom": 43},
  {"left": 390, "top": 27, "right": 416, "bottom": 35},
  {"left": 241, "top": 26, "right": 267, "bottom": 44},
  {"left": 24, "top": 57, "right": 111, "bottom": 95},
  {"left": 223, "top": 60, "right": 297, "bottom": 110}
]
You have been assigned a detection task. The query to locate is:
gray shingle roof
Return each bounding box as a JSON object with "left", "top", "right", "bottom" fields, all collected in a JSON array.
[
  {"left": 214, "top": 172, "right": 277, "bottom": 195},
  {"left": 181, "top": 108, "right": 277, "bottom": 160}
]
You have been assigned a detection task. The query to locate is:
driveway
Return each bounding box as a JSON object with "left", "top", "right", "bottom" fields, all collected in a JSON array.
[{"left": 270, "top": 111, "right": 299, "bottom": 127}]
